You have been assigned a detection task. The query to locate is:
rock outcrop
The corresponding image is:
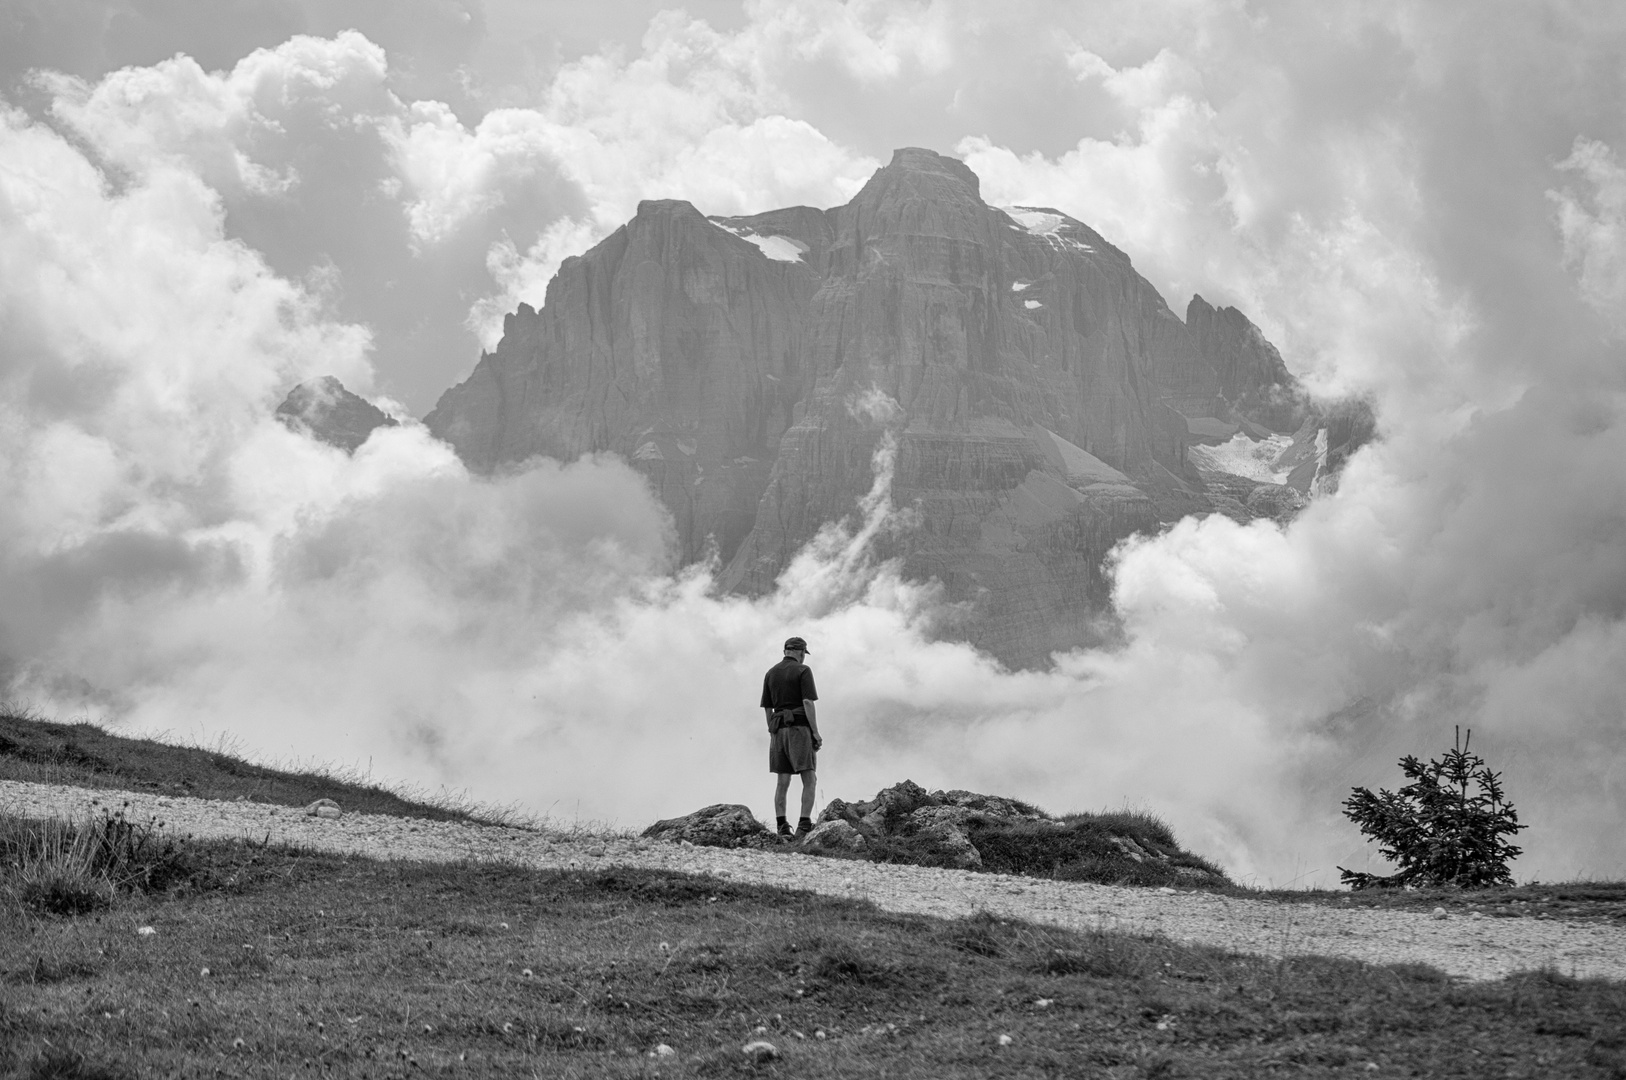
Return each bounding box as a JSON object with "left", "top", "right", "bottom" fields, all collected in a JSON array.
[
  {"left": 640, "top": 803, "right": 771, "bottom": 848},
  {"left": 815, "top": 781, "right": 1226, "bottom": 884},
  {"left": 425, "top": 148, "right": 1366, "bottom": 667},
  {"left": 277, "top": 376, "right": 397, "bottom": 453},
  {"left": 640, "top": 781, "right": 1227, "bottom": 886}
]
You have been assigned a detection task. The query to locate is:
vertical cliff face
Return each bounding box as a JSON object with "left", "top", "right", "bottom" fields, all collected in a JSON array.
[{"left": 425, "top": 148, "right": 1334, "bottom": 668}]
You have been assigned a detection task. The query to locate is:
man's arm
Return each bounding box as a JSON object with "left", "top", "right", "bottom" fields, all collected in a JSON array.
[{"left": 802, "top": 699, "right": 821, "bottom": 746}]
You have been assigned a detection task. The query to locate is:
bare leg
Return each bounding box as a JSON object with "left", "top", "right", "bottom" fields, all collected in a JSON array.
[
  {"left": 774, "top": 773, "right": 793, "bottom": 818},
  {"left": 799, "top": 770, "right": 817, "bottom": 820}
]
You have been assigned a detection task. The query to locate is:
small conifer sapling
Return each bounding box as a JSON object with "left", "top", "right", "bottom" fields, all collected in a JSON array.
[{"left": 1338, "top": 727, "right": 1525, "bottom": 889}]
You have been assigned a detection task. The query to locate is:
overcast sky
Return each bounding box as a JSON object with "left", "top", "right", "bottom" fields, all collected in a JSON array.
[{"left": 2, "top": 1, "right": 1624, "bottom": 882}]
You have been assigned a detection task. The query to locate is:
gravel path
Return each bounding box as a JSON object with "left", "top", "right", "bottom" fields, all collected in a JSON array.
[{"left": 6, "top": 779, "right": 1622, "bottom": 984}]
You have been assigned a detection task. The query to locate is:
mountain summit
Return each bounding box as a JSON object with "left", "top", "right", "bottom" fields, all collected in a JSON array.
[{"left": 425, "top": 148, "right": 1348, "bottom": 667}]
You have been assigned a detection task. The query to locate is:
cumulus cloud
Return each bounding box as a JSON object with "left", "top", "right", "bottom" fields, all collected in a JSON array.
[{"left": 384, "top": 8, "right": 886, "bottom": 343}]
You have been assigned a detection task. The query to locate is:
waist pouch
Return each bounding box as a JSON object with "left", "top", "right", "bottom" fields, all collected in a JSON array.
[{"left": 768, "top": 710, "right": 809, "bottom": 734}]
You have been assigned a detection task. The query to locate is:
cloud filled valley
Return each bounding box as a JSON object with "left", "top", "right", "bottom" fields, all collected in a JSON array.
[{"left": 2, "top": 1, "right": 1625, "bottom": 886}]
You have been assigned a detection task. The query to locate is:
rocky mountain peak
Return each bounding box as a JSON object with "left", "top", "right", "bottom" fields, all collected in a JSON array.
[
  {"left": 276, "top": 376, "right": 396, "bottom": 453},
  {"left": 424, "top": 149, "right": 1365, "bottom": 668},
  {"left": 862, "top": 146, "right": 983, "bottom": 199}
]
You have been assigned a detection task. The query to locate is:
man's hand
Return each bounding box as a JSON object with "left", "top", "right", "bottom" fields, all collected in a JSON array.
[{"left": 812, "top": 733, "right": 824, "bottom": 750}]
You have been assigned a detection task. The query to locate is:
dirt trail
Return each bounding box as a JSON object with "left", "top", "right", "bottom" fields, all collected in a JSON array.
[{"left": 6, "top": 779, "right": 1622, "bottom": 984}]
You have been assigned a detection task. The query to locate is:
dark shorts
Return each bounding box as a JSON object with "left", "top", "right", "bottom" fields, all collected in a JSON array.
[{"left": 769, "top": 725, "right": 817, "bottom": 774}]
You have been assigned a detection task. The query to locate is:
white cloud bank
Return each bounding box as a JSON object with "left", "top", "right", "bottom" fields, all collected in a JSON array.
[{"left": 3, "top": 3, "right": 1626, "bottom": 885}]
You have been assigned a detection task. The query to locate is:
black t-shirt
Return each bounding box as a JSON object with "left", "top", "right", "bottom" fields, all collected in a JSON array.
[{"left": 760, "top": 656, "right": 818, "bottom": 716}]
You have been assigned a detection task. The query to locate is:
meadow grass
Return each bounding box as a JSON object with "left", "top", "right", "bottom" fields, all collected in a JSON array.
[
  {"left": 0, "top": 707, "right": 528, "bottom": 827},
  {"left": 3, "top": 814, "right": 1626, "bottom": 1079}
]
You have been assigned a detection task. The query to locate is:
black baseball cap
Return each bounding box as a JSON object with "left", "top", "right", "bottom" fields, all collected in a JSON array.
[{"left": 783, "top": 636, "right": 810, "bottom": 653}]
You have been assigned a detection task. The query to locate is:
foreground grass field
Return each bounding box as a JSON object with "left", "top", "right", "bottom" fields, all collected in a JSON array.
[{"left": 3, "top": 825, "right": 1626, "bottom": 1079}]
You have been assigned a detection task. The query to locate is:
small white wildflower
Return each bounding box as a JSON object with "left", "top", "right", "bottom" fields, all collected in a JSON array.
[
  {"left": 137, "top": 926, "right": 156, "bottom": 936},
  {"left": 997, "top": 1034, "right": 1013, "bottom": 1047}
]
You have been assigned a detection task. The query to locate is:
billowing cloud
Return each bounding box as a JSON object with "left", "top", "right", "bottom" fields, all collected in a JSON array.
[{"left": 1551, "top": 138, "right": 1626, "bottom": 334}]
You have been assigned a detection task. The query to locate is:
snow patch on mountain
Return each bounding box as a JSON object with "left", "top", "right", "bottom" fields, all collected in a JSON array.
[
  {"left": 710, "top": 222, "right": 807, "bottom": 263},
  {"left": 1003, "top": 207, "right": 1065, "bottom": 235},
  {"left": 1189, "top": 432, "right": 1298, "bottom": 484},
  {"left": 1000, "top": 206, "right": 1096, "bottom": 254}
]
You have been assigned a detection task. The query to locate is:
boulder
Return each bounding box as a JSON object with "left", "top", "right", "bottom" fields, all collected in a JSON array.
[
  {"left": 816, "top": 798, "right": 860, "bottom": 827},
  {"left": 833, "top": 780, "right": 937, "bottom": 833},
  {"left": 916, "top": 822, "right": 982, "bottom": 869},
  {"left": 934, "top": 790, "right": 1046, "bottom": 821},
  {"left": 642, "top": 804, "right": 768, "bottom": 848},
  {"left": 800, "top": 820, "right": 866, "bottom": 853},
  {"left": 908, "top": 805, "right": 972, "bottom": 832},
  {"left": 303, "top": 798, "right": 342, "bottom": 819}
]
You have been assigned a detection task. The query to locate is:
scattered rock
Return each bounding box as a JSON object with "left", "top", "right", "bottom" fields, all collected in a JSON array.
[
  {"left": 304, "top": 798, "right": 342, "bottom": 819},
  {"left": 1432, "top": 907, "right": 1449, "bottom": 920},
  {"left": 642, "top": 804, "right": 768, "bottom": 848},
  {"left": 652, "top": 1043, "right": 675, "bottom": 1057},
  {"left": 997, "top": 1034, "right": 1014, "bottom": 1047},
  {"left": 1171, "top": 866, "right": 1216, "bottom": 884},
  {"left": 800, "top": 820, "right": 867, "bottom": 853},
  {"left": 743, "top": 1040, "right": 780, "bottom": 1063},
  {"left": 136, "top": 926, "right": 156, "bottom": 936}
]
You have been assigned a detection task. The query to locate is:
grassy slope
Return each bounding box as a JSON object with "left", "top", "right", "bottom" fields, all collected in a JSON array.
[
  {"left": 4, "top": 837, "right": 1626, "bottom": 1079},
  {"left": 0, "top": 710, "right": 501, "bottom": 824},
  {"left": 5, "top": 710, "right": 1623, "bottom": 920},
  {"left": 4, "top": 709, "right": 1626, "bottom": 1076}
]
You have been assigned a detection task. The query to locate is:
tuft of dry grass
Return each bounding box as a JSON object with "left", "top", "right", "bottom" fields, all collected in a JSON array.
[{"left": 0, "top": 807, "right": 193, "bottom": 918}]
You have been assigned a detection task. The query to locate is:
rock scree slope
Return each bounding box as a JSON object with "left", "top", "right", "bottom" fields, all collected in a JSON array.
[{"left": 423, "top": 148, "right": 1345, "bottom": 668}]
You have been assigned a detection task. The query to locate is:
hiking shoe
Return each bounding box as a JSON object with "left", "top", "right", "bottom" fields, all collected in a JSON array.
[
  {"left": 776, "top": 822, "right": 793, "bottom": 838},
  {"left": 796, "top": 818, "right": 814, "bottom": 837}
]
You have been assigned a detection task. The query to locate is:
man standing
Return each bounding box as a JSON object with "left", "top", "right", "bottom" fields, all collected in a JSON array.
[{"left": 760, "top": 636, "right": 822, "bottom": 838}]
